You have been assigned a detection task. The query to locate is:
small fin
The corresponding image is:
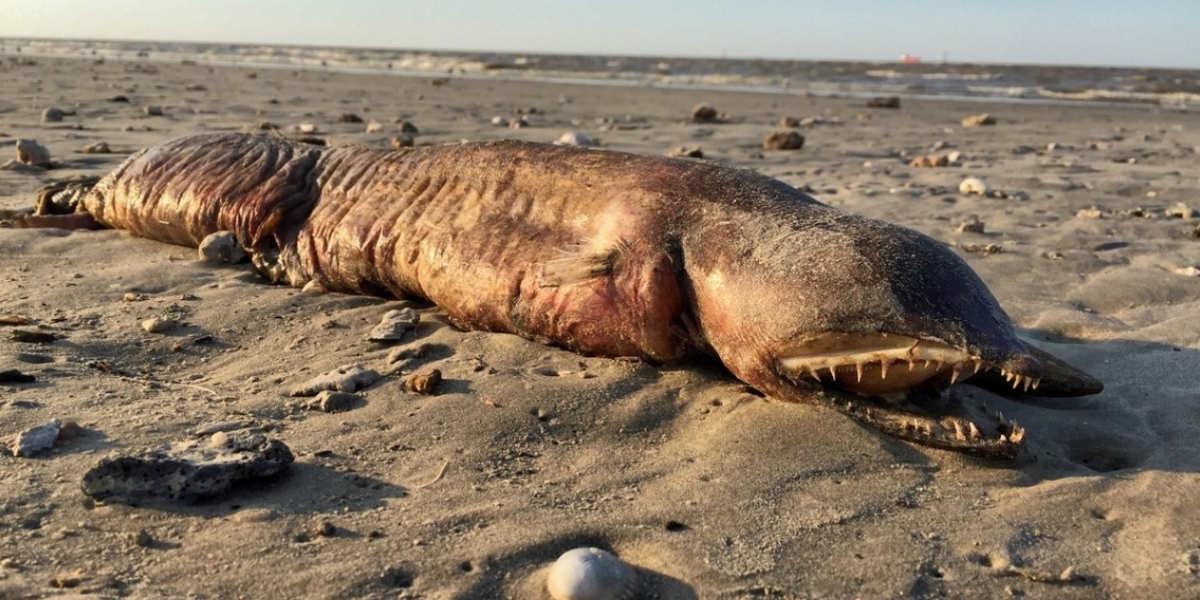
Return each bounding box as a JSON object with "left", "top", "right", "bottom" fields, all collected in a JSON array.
[{"left": 538, "top": 239, "right": 630, "bottom": 287}]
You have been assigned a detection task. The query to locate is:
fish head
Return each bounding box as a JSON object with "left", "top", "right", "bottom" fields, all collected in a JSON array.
[{"left": 684, "top": 209, "right": 1041, "bottom": 398}]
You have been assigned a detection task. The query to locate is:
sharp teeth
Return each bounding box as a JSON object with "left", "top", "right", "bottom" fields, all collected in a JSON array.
[
  {"left": 999, "top": 434, "right": 1008, "bottom": 442},
  {"left": 827, "top": 366, "right": 837, "bottom": 382},
  {"left": 1010, "top": 425, "right": 1025, "bottom": 443},
  {"left": 950, "top": 363, "right": 964, "bottom": 384},
  {"left": 996, "top": 411, "right": 1005, "bottom": 423},
  {"left": 880, "top": 359, "right": 890, "bottom": 380},
  {"left": 1023, "top": 377, "right": 1033, "bottom": 392},
  {"left": 953, "top": 421, "right": 966, "bottom": 440},
  {"left": 855, "top": 362, "right": 864, "bottom": 382},
  {"left": 973, "top": 361, "right": 983, "bottom": 374},
  {"left": 935, "top": 360, "right": 944, "bottom": 371},
  {"left": 1032, "top": 378, "right": 1041, "bottom": 390},
  {"left": 968, "top": 422, "right": 981, "bottom": 439},
  {"left": 908, "top": 359, "right": 916, "bottom": 371},
  {"left": 1011, "top": 375, "right": 1022, "bottom": 390}
]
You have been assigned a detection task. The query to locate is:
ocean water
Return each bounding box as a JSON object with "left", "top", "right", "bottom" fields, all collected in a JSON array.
[{"left": 3, "top": 38, "right": 1198, "bottom": 107}]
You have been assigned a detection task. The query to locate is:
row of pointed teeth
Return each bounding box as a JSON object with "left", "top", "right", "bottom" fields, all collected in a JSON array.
[
  {"left": 841, "top": 400, "right": 1026, "bottom": 446},
  {"left": 900, "top": 414, "right": 1025, "bottom": 445},
  {"left": 789, "top": 358, "right": 985, "bottom": 383},
  {"left": 999, "top": 368, "right": 1041, "bottom": 392}
]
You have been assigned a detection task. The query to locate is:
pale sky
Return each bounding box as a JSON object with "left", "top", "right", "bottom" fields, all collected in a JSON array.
[{"left": 2, "top": 0, "right": 1197, "bottom": 69}]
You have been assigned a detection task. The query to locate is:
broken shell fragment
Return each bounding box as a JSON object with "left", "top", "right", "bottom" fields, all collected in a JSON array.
[
  {"left": 367, "top": 307, "right": 420, "bottom": 343},
  {"left": 7, "top": 420, "right": 62, "bottom": 457},
  {"left": 547, "top": 547, "right": 637, "bottom": 600}
]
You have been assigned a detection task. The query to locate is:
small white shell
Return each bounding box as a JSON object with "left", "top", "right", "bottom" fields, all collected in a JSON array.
[
  {"left": 546, "top": 547, "right": 637, "bottom": 600},
  {"left": 959, "top": 177, "right": 990, "bottom": 196}
]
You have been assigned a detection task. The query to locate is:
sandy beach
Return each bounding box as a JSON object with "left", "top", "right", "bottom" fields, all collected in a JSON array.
[{"left": 2, "top": 54, "right": 1200, "bottom": 599}]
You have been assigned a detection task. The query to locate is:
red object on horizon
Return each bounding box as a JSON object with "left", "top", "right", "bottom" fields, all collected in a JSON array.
[{"left": 900, "top": 54, "right": 922, "bottom": 64}]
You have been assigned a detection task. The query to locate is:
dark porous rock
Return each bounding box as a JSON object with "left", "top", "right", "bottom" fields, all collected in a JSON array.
[
  {"left": 762, "top": 131, "right": 805, "bottom": 151},
  {"left": 81, "top": 429, "right": 294, "bottom": 504},
  {"left": 867, "top": 96, "right": 901, "bottom": 109},
  {"left": 0, "top": 369, "right": 35, "bottom": 383},
  {"left": 367, "top": 307, "right": 420, "bottom": 343},
  {"left": 11, "top": 329, "right": 58, "bottom": 344}
]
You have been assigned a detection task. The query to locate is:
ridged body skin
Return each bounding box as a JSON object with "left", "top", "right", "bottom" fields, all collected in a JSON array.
[{"left": 82, "top": 133, "right": 1040, "bottom": 410}]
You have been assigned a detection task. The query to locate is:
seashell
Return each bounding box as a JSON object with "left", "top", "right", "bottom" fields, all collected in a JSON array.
[
  {"left": 546, "top": 547, "right": 637, "bottom": 600},
  {"left": 959, "top": 177, "right": 990, "bottom": 195}
]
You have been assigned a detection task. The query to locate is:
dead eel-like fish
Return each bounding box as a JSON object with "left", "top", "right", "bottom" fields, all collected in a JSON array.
[{"left": 14, "top": 133, "right": 1103, "bottom": 459}]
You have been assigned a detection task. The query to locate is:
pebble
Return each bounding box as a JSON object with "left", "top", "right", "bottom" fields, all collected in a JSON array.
[
  {"left": 141, "top": 317, "right": 177, "bottom": 334},
  {"left": 365, "top": 121, "right": 383, "bottom": 133},
  {"left": 397, "top": 120, "right": 420, "bottom": 134},
  {"left": 667, "top": 146, "right": 704, "bottom": 158},
  {"left": 42, "top": 107, "right": 65, "bottom": 122},
  {"left": 690, "top": 103, "right": 719, "bottom": 123},
  {"left": 143, "top": 105, "right": 164, "bottom": 116},
  {"left": 15, "top": 139, "right": 52, "bottom": 168},
  {"left": 6, "top": 419, "right": 61, "bottom": 457},
  {"left": 490, "top": 116, "right": 509, "bottom": 127},
  {"left": 1076, "top": 207, "right": 1105, "bottom": 219},
  {"left": 779, "top": 116, "right": 800, "bottom": 128},
  {"left": 962, "top": 113, "right": 997, "bottom": 127},
  {"left": 867, "top": 96, "right": 901, "bottom": 109},
  {"left": 391, "top": 134, "right": 415, "bottom": 149},
  {"left": 197, "top": 231, "right": 246, "bottom": 264},
  {"left": 290, "top": 364, "right": 381, "bottom": 396},
  {"left": 306, "top": 390, "right": 363, "bottom": 413},
  {"left": 957, "top": 217, "right": 986, "bottom": 234},
  {"left": 79, "top": 141, "right": 111, "bottom": 154},
  {"left": 367, "top": 307, "right": 420, "bottom": 343},
  {"left": 405, "top": 368, "right": 443, "bottom": 395},
  {"left": 554, "top": 132, "right": 597, "bottom": 148},
  {"left": 81, "top": 428, "right": 294, "bottom": 504},
  {"left": 762, "top": 131, "right": 804, "bottom": 151},
  {"left": 338, "top": 113, "right": 363, "bottom": 123}
]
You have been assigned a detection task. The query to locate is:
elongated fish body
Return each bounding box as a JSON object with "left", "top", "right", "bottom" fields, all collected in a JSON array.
[{"left": 70, "top": 133, "right": 1100, "bottom": 457}]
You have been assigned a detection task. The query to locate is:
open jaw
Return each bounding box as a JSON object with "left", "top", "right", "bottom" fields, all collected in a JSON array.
[{"left": 777, "top": 332, "right": 1039, "bottom": 459}]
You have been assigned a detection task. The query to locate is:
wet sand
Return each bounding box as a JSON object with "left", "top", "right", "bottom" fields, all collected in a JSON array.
[{"left": 2, "top": 56, "right": 1200, "bottom": 599}]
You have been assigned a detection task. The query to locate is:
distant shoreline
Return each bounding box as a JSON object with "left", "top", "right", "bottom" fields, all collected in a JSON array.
[{"left": 3, "top": 37, "right": 1198, "bottom": 108}]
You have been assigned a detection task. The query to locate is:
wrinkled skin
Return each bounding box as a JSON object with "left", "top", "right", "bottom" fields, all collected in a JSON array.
[{"left": 13, "top": 133, "right": 1102, "bottom": 458}]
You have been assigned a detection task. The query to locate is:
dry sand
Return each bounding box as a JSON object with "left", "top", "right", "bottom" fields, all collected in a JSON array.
[{"left": 1, "top": 56, "right": 1200, "bottom": 599}]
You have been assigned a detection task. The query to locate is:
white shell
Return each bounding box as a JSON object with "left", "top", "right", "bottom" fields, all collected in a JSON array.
[
  {"left": 546, "top": 547, "right": 636, "bottom": 600},
  {"left": 959, "top": 177, "right": 990, "bottom": 195}
]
